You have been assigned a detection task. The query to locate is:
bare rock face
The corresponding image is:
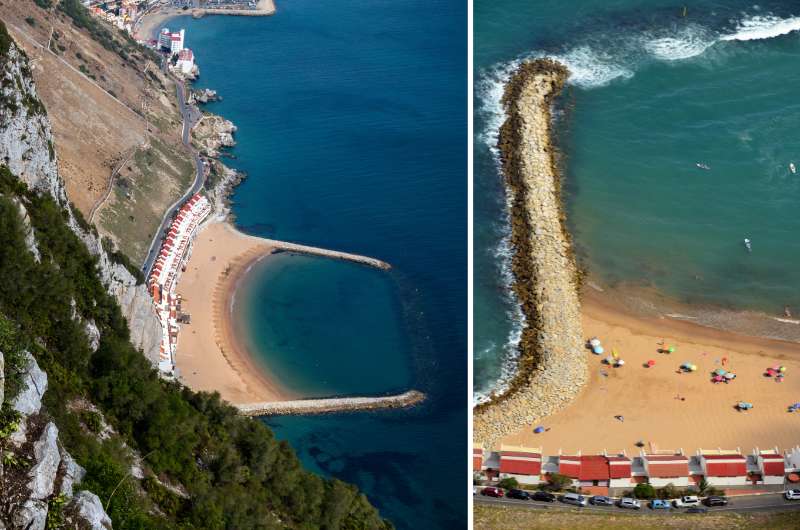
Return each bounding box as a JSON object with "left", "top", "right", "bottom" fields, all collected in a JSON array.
[
  {"left": 66, "top": 492, "right": 113, "bottom": 530},
  {"left": 27, "top": 423, "right": 61, "bottom": 500},
  {"left": 59, "top": 448, "right": 87, "bottom": 498},
  {"left": 12, "top": 500, "right": 48, "bottom": 530},
  {"left": 0, "top": 45, "right": 66, "bottom": 206},
  {"left": 11, "top": 351, "right": 47, "bottom": 417}
]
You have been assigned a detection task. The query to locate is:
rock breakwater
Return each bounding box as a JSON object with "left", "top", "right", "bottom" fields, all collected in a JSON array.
[
  {"left": 473, "top": 59, "right": 587, "bottom": 449},
  {"left": 237, "top": 390, "right": 425, "bottom": 416}
]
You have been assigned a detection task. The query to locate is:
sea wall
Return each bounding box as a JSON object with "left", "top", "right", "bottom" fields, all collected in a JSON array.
[
  {"left": 473, "top": 59, "right": 587, "bottom": 448},
  {"left": 237, "top": 390, "right": 425, "bottom": 416}
]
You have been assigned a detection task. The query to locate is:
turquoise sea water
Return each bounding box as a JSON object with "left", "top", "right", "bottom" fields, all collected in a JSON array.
[
  {"left": 475, "top": 1, "right": 800, "bottom": 399},
  {"left": 172, "top": 0, "right": 466, "bottom": 527}
]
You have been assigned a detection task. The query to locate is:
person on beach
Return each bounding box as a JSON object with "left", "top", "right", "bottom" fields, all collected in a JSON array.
[{"left": 614, "top": 415, "right": 624, "bottom": 422}]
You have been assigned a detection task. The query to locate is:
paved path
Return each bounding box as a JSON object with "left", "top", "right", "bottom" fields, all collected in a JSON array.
[{"left": 475, "top": 492, "right": 800, "bottom": 515}]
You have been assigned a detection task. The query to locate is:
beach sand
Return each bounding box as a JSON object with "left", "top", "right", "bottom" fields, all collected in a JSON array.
[
  {"left": 175, "top": 220, "right": 294, "bottom": 404},
  {"left": 498, "top": 288, "right": 800, "bottom": 454}
]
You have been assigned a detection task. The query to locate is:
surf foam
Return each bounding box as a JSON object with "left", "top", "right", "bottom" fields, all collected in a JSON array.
[{"left": 720, "top": 14, "right": 800, "bottom": 41}]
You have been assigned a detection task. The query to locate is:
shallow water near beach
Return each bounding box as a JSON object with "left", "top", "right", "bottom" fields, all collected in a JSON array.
[
  {"left": 475, "top": 0, "right": 800, "bottom": 399},
  {"left": 171, "top": 0, "right": 466, "bottom": 527}
]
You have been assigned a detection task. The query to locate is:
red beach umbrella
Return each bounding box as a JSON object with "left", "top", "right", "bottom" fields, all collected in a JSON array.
[{"left": 647, "top": 360, "right": 656, "bottom": 367}]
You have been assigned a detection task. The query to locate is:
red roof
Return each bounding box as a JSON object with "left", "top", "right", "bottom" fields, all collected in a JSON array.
[
  {"left": 559, "top": 457, "right": 581, "bottom": 479},
  {"left": 473, "top": 449, "right": 482, "bottom": 472},
  {"left": 579, "top": 456, "right": 609, "bottom": 481},
  {"left": 762, "top": 460, "right": 785, "bottom": 476},
  {"left": 608, "top": 457, "right": 632, "bottom": 479},
  {"left": 499, "top": 451, "right": 541, "bottom": 476},
  {"left": 645, "top": 455, "right": 689, "bottom": 478},
  {"left": 702, "top": 455, "right": 747, "bottom": 477}
]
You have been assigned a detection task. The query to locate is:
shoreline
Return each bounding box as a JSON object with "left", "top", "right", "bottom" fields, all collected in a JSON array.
[
  {"left": 473, "top": 59, "right": 586, "bottom": 449},
  {"left": 135, "top": 1, "right": 275, "bottom": 41},
  {"left": 175, "top": 220, "right": 422, "bottom": 415}
]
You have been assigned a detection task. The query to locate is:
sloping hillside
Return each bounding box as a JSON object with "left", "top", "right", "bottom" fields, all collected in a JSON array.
[{"left": 1, "top": 0, "right": 193, "bottom": 263}]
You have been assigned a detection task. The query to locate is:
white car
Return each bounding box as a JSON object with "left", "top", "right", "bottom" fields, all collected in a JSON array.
[
  {"left": 673, "top": 495, "right": 700, "bottom": 507},
  {"left": 785, "top": 489, "right": 800, "bottom": 500},
  {"left": 618, "top": 497, "right": 641, "bottom": 510}
]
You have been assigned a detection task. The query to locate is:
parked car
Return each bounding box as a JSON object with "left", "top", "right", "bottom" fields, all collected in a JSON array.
[
  {"left": 686, "top": 506, "right": 708, "bottom": 514},
  {"left": 589, "top": 495, "right": 614, "bottom": 506},
  {"left": 560, "top": 493, "right": 588, "bottom": 507},
  {"left": 673, "top": 495, "right": 700, "bottom": 507},
  {"left": 649, "top": 499, "right": 671, "bottom": 510},
  {"left": 481, "top": 487, "right": 504, "bottom": 498},
  {"left": 785, "top": 489, "right": 800, "bottom": 500},
  {"left": 506, "top": 489, "right": 530, "bottom": 500},
  {"left": 704, "top": 495, "right": 728, "bottom": 507},
  {"left": 618, "top": 497, "right": 641, "bottom": 510},
  {"left": 531, "top": 491, "right": 556, "bottom": 503}
]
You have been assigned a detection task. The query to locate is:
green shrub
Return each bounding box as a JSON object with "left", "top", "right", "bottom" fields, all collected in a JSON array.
[
  {"left": 498, "top": 477, "right": 519, "bottom": 490},
  {"left": 633, "top": 483, "right": 656, "bottom": 499}
]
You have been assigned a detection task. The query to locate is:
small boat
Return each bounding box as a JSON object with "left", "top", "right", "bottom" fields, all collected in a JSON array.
[
  {"left": 696, "top": 163, "right": 710, "bottom": 170},
  {"left": 790, "top": 163, "right": 796, "bottom": 174},
  {"left": 744, "top": 238, "right": 752, "bottom": 252}
]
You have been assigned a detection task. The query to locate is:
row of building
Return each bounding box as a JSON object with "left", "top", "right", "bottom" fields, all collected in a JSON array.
[
  {"left": 148, "top": 193, "right": 211, "bottom": 375},
  {"left": 84, "top": 0, "right": 158, "bottom": 35},
  {"left": 474, "top": 444, "right": 800, "bottom": 495}
]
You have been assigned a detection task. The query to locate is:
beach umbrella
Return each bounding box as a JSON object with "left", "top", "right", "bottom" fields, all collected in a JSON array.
[
  {"left": 724, "top": 372, "right": 735, "bottom": 380},
  {"left": 647, "top": 360, "right": 656, "bottom": 367},
  {"left": 604, "top": 356, "right": 614, "bottom": 365},
  {"left": 712, "top": 375, "right": 723, "bottom": 383},
  {"left": 715, "top": 368, "right": 727, "bottom": 376},
  {"left": 589, "top": 338, "right": 601, "bottom": 348},
  {"left": 766, "top": 368, "right": 777, "bottom": 377},
  {"left": 668, "top": 346, "right": 676, "bottom": 353},
  {"left": 690, "top": 364, "right": 698, "bottom": 372},
  {"left": 616, "top": 359, "right": 625, "bottom": 367},
  {"left": 780, "top": 366, "right": 787, "bottom": 373},
  {"left": 793, "top": 403, "right": 800, "bottom": 408},
  {"left": 593, "top": 346, "right": 604, "bottom": 355},
  {"left": 612, "top": 349, "right": 619, "bottom": 359},
  {"left": 534, "top": 426, "right": 545, "bottom": 434}
]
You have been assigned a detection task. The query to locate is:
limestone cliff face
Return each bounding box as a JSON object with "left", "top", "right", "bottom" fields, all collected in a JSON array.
[{"left": 0, "top": 38, "right": 160, "bottom": 363}]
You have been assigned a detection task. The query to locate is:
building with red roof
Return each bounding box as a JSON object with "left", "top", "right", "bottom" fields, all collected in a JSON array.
[
  {"left": 473, "top": 447, "right": 483, "bottom": 473},
  {"left": 498, "top": 445, "right": 541, "bottom": 484},
  {"left": 754, "top": 452, "right": 786, "bottom": 486},
  {"left": 642, "top": 453, "right": 690, "bottom": 487},
  {"left": 698, "top": 451, "right": 748, "bottom": 486}
]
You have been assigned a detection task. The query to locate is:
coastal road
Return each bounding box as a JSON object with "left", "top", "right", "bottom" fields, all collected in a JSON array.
[
  {"left": 474, "top": 493, "right": 800, "bottom": 515},
  {"left": 141, "top": 77, "right": 206, "bottom": 277}
]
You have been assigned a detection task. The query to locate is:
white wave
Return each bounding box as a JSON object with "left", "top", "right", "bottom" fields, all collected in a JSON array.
[
  {"left": 643, "top": 27, "right": 716, "bottom": 61},
  {"left": 720, "top": 14, "right": 800, "bottom": 41},
  {"left": 475, "top": 60, "right": 520, "bottom": 151},
  {"left": 529, "top": 46, "right": 634, "bottom": 89}
]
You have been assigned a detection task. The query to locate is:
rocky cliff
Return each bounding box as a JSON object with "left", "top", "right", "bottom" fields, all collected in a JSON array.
[
  {"left": 1, "top": 351, "right": 113, "bottom": 529},
  {"left": 0, "top": 34, "right": 160, "bottom": 363}
]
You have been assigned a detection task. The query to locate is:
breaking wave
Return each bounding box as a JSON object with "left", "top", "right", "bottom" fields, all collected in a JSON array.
[{"left": 720, "top": 14, "right": 800, "bottom": 41}]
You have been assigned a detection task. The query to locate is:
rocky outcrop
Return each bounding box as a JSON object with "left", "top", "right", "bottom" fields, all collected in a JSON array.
[
  {"left": 27, "top": 423, "right": 60, "bottom": 500},
  {"left": 189, "top": 88, "right": 220, "bottom": 105},
  {"left": 11, "top": 501, "right": 47, "bottom": 530},
  {"left": 238, "top": 390, "right": 426, "bottom": 416},
  {"left": 65, "top": 492, "right": 113, "bottom": 530},
  {"left": 59, "top": 449, "right": 86, "bottom": 498},
  {"left": 473, "top": 60, "right": 587, "bottom": 448},
  {"left": 11, "top": 351, "right": 47, "bottom": 417},
  {"left": 191, "top": 114, "right": 236, "bottom": 158}
]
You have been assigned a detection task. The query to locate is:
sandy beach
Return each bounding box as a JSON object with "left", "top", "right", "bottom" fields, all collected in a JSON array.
[
  {"left": 175, "top": 220, "right": 294, "bottom": 404},
  {"left": 498, "top": 287, "right": 800, "bottom": 455}
]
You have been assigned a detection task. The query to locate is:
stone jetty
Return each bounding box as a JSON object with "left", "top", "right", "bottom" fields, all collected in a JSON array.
[
  {"left": 473, "top": 59, "right": 587, "bottom": 449},
  {"left": 237, "top": 390, "right": 425, "bottom": 416}
]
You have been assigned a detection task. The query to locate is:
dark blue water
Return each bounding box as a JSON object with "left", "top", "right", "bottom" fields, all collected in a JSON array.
[{"left": 171, "top": 0, "right": 466, "bottom": 527}]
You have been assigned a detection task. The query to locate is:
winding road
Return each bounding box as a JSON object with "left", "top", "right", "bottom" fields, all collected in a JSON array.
[{"left": 141, "top": 76, "right": 205, "bottom": 277}]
